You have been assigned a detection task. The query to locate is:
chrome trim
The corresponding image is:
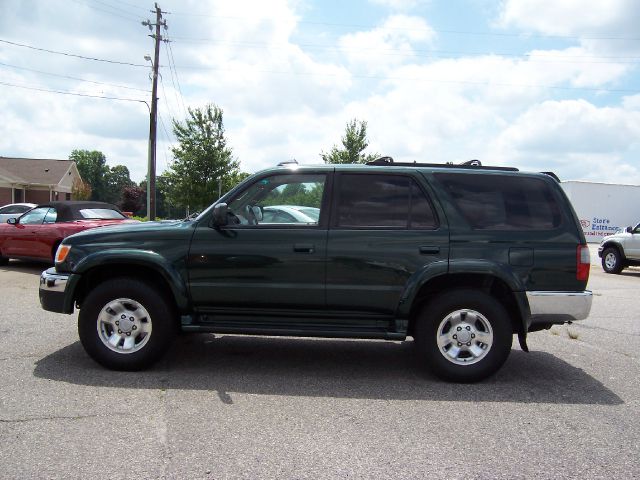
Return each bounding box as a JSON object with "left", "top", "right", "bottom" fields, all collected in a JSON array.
[
  {"left": 526, "top": 290, "right": 592, "bottom": 322},
  {"left": 39, "top": 269, "right": 70, "bottom": 293}
]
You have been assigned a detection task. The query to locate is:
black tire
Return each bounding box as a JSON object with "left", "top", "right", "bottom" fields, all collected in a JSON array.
[
  {"left": 0, "top": 254, "right": 8, "bottom": 266},
  {"left": 601, "top": 247, "right": 624, "bottom": 274},
  {"left": 78, "top": 278, "right": 177, "bottom": 371},
  {"left": 414, "top": 289, "right": 513, "bottom": 383}
]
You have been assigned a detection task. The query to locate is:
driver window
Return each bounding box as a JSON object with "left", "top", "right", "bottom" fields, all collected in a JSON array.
[
  {"left": 227, "top": 173, "right": 326, "bottom": 226},
  {"left": 17, "top": 207, "right": 49, "bottom": 225}
]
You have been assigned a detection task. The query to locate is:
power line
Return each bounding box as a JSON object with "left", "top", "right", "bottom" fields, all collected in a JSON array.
[
  {"left": 159, "top": 73, "right": 181, "bottom": 123},
  {"left": 87, "top": 0, "right": 142, "bottom": 18},
  {"left": 68, "top": 0, "right": 140, "bottom": 22},
  {"left": 165, "top": 12, "right": 640, "bottom": 41},
  {"left": 0, "top": 39, "right": 147, "bottom": 67},
  {"left": 160, "top": 64, "right": 640, "bottom": 94},
  {"left": 0, "top": 80, "right": 149, "bottom": 104},
  {"left": 157, "top": 113, "right": 173, "bottom": 171},
  {"left": 0, "top": 61, "right": 150, "bottom": 92},
  {"left": 108, "top": 0, "right": 149, "bottom": 11},
  {"left": 164, "top": 35, "right": 188, "bottom": 116},
  {"left": 168, "top": 36, "right": 640, "bottom": 64}
]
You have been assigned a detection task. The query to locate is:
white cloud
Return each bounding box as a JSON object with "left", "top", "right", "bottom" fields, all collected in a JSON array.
[
  {"left": 490, "top": 99, "right": 640, "bottom": 182},
  {"left": 0, "top": 0, "right": 638, "bottom": 189},
  {"left": 338, "top": 15, "right": 435, "bottom": 74},
  {"left": 369, "top": 0, "right": 429, "bottom": 10},
  {"left": 499, "top": 0, "right": 639, "bottom": 36},
  {"left": 495, "top": 100, "right": 640, "bottom": 154}
]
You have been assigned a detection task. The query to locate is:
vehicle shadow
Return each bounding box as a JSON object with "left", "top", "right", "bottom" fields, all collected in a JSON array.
[
  {"left": 619, "top": 269, "right": 640, "bottom": 277},
  {"left": 33, "top": 335, "right": 622, "bottom": 406},
  {"left": 0, "top": 260, "right": 50, "bottom": 275}
]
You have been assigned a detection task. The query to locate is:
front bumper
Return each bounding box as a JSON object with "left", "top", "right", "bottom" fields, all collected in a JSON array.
[
  {"left": 526, "top": 290, "right": 592, "bottom": 324},
  {"left": 39, "top": 268, "right": 75, "bottom": 314}
]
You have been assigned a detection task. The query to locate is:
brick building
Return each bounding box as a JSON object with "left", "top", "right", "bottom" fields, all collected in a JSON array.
[{"left": 0, "top": 157, "right": 82, "bottom": 206}]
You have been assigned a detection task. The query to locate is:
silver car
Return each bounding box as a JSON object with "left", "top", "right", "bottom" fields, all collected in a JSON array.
[{"left": 0, "top": 203, "right": 36, "bottom": 223}]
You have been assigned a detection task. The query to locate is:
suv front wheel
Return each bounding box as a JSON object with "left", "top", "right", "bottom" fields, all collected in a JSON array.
[
  {"left": 78, "top": 278, "right": 177, "bottom": 370},
  {"left": 415, "top": 289, "right": 513, "bottom": 382}
]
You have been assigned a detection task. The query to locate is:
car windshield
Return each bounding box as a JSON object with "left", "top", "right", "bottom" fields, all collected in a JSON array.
[{"left": 79, "top": 208, "right": 126, "bottom": 219}]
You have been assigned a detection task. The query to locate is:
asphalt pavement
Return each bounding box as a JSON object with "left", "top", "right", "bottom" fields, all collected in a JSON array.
[{"left": 0, "top": 246, "right": 638, "bottom": 479}]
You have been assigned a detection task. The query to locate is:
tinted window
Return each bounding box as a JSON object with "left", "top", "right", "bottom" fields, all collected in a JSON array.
[
  {"left": 336, "top": 174, "right": 437, "bottom": 229},
  {"left": 434, "top": 173, "right": 562, "bottom": 230}
]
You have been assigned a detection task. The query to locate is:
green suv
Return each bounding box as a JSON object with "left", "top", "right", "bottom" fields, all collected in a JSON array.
[{"left": 39, "top": 159, "right": 592, "bottom": 382}]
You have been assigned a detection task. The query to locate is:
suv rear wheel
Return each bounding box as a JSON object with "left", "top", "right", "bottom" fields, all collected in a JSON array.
[
  {"left": 601, "top": 247, "right": 624, "bottom": 274},
  {"left": 415, "top": 289, "right": 513, "bottom": 382},
  {"left": 78, "top": 278, "right": 177, "bottom": 370}
]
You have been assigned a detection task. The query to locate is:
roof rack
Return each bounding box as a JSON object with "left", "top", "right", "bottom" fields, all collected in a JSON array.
[
  {"left": 277, "top": 159, "right": 299, "bottom": 167},
  {"left": 366, "top": 156, "right": 519, "bottom": 172},
  {"left": 540, "top": 171, "right": 560, "bottom": 182}
]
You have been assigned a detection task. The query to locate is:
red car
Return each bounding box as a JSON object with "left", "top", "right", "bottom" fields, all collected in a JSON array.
[{"left": 0, "top": 201, "right": 137, "bottom": 265}]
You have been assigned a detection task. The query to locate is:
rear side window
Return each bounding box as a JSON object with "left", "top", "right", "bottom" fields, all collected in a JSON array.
[
  {"left": 434, "top": 173, "right": 562, "bottom": 230},
  {"left": 336, "top": 174, "right": 438, "bottom": 229},
  {"left": 78, "top": 209, "right": 126, "bottom": 219}
]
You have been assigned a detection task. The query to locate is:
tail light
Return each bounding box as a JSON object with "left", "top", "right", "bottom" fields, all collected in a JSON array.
[{"left": 577, "top": 244, "right": 590, "bottom": 281}]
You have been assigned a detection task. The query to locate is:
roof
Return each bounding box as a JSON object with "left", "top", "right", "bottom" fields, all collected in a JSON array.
[
  {"left": 0, "top": 157, "right": 76, "bottom": 186},
  {"left": 36, "top": 201, "right": 122, "bottom": 222}
]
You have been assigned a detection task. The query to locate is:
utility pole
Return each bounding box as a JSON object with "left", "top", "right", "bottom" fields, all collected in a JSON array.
[{"left": 142, "top": 3, "right": 166, "bottom": 220}]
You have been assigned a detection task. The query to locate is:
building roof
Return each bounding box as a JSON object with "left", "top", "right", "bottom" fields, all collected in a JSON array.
[{"left": 0, "top": 157, "right": 76, "bottom": 186}]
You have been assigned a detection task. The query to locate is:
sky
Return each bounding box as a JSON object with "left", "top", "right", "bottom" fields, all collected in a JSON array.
[{"left": 0, "top": 0, "right": 639, "bottom": 184}]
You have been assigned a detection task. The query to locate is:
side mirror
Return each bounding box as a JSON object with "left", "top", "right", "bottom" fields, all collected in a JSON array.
[
  {"left": 250, "top": 205, "right": 263, "bottom": 222},
  {"left": 212, "top": 203, "right": 229, "bottom": 226},
  {"left": 7, "top": 218, "right": 17, "bottom": 225},
  {"left": 626, "top": 226, "right": 633, "bottom": 233}
]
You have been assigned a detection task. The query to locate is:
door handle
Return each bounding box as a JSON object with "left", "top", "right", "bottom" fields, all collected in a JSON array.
[
  {"left": 419, "top": 246, "right": 440, "bottom": 255},
  {"left": 293, "top": 244, "right": 315, "bottom": 253}
]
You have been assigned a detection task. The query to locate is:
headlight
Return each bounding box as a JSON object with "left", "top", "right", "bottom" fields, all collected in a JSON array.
[{"left": 55, "top": 244, "right": 71, "bottom": 263}]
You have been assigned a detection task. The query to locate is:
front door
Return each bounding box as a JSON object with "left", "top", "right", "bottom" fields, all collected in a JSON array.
[
  {"left": 188, "top": 171, "right": 331, "bottom": 313},
  {"left": 3, "top": 207, "right": 52, "bottom": 259},
  {"left": 626, "top": 223, "right": 640, "bottom": 260}
]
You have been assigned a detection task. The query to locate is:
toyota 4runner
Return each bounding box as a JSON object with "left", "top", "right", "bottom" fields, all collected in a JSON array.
[{"left": 39, "top": 159, "right": 592, "bottom": 382}]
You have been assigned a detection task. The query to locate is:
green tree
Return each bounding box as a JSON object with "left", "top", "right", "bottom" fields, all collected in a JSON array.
[
  {"left": 164, "top": 104, "right": 241, "bottom": 213},
  {"left": 70, "top": 150, "right": 109, "bottom": 201},
  {"left": 105, "top": 165, "right": 134, "bottom": 204},
  {"left": 321, "top": 119, "right": 379, "bottom": 164}
]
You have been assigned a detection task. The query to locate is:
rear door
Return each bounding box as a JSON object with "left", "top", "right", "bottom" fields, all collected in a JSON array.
[{"left": 326, "top": 172, "right": 449, "bottom": 317}]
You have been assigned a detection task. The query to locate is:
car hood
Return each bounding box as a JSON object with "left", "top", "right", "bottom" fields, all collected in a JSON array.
[{"left": 63, "top": 219, "right": 192, "bottom": 243}]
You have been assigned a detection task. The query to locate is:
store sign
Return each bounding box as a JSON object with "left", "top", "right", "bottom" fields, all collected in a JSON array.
[{"left": 579, "top": 217, "right": 622, "bottom": 241}]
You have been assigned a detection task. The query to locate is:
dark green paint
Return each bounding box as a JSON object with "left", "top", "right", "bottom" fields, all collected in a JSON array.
[{"left": 51, "top": 164, "right": 588, "bottom": 338}]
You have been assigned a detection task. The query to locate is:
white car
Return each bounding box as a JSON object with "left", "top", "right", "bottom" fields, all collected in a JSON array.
[
  {"left": 0, "top": 203, "right": 36, "bottom": 224},
  {"left": 262, "top": 205, "right": 320, "bottom": 224},
  {"left": 598, "top": 222, "right": 640, "bottom": 273}
]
